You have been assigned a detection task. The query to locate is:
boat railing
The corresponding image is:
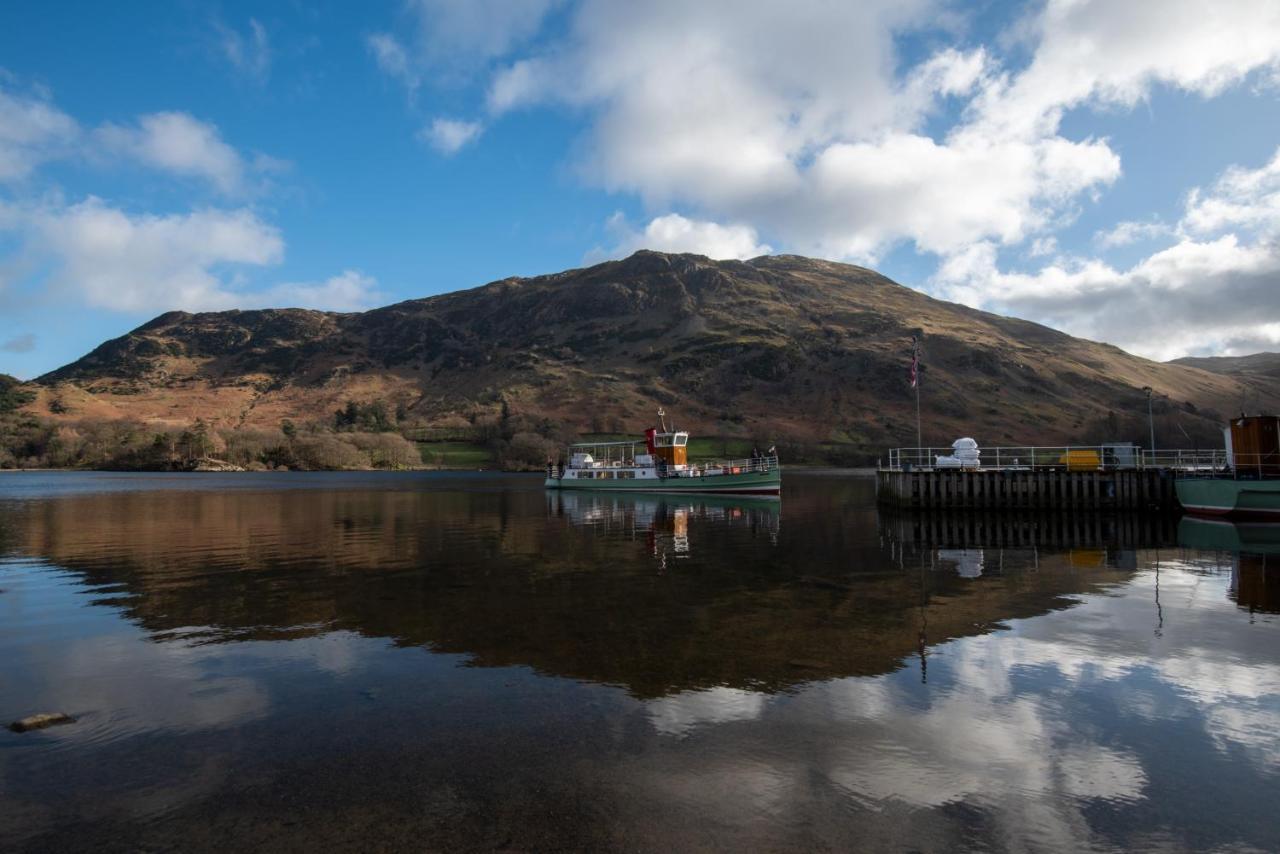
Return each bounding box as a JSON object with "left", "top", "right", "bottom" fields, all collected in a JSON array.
[
  {"left": 547, "top": 455, "right": 779, "bottom": 478},
  {"left": 1168, "top": 451, "right": 1280, "bottom": 479},
  {"left": 883, "top": 446, "right": 1236, "bottom": 473},
  {"left": 670, "top": 455, "right": 779, "bottom": 477}
]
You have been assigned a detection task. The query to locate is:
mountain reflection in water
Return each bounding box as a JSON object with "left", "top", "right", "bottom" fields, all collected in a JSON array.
[{"left": 0, "top": 471, "right": 1277, "bottom": 852}]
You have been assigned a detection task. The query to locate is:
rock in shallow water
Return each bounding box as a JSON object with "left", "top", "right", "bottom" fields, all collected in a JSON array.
[{"left": 9, "top": 712, "right": 75, "bottom": 733}]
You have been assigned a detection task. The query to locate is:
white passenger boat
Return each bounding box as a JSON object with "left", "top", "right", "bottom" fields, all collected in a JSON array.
[{"left": 545, "top": 411, "right": 780, "bottom": 495}]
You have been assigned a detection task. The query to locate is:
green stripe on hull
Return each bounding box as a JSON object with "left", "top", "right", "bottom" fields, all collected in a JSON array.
[
  {"left": 546, "top": 468, "right": 781, "bottom": 494},
  {"left": 1176, "top": 478, "right": 1280, "bottom": 516}
]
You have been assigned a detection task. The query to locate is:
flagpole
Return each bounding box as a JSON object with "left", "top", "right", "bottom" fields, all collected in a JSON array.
[
  {"left": 911, "top": 336, "right": 922, "bottom": 453},
  {"left": 915, "top": 370, "right": 922, "bottom": 451}
]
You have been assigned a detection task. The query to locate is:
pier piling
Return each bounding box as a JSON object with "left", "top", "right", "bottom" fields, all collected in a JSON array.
[{"left": 876, "top": 468, "right": 1176, "bottom": 510}]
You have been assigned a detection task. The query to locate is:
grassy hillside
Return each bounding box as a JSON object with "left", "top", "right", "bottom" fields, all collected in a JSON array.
[{"left": 11, "top": 251, "right": 1280, "bottom": 467}]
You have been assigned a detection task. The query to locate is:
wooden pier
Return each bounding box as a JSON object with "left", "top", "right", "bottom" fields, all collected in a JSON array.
[{"left": 877, "top": 467, "right": 1177, "bottom": 510}]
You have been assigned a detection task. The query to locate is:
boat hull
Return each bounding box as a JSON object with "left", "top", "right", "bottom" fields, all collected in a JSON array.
[
  {"left": 1175, "top": 477, "right": 1280, "bottom": 518},
  {"left": 545, "top": 467, "right": 780, "bottom": 495}
]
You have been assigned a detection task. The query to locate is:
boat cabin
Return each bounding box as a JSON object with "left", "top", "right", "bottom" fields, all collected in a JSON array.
[
  {"left": 556, "top": 430, "right": 688, "bottom": 482},
  {"left": 646, "top": 428, "right": 688, "bottom": 467}
]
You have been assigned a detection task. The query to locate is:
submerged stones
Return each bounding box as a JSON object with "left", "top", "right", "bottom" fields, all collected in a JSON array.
[{"left": 8, "top": 712, "right": 75, "bottom": 733}]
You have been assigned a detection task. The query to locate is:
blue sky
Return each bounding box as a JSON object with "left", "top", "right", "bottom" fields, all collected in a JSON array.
[{"left": 2, "top": 1, "right": 1280, "bottom": 378}]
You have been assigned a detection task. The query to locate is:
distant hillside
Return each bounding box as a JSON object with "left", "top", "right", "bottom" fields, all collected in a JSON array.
[
  {"left": 21, "top": 251, "right": 1280, "bottom": 454},
  {"left": 1171, "top": 352, "right": 1280, "bottom": 380},
  {"left": 0, "top": 373, "right": 36, "bottom": 413}
]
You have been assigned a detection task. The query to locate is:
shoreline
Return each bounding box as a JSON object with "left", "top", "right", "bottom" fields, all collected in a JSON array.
[{"left": 0, "top": 463, "right": 869, "bottom": 476}]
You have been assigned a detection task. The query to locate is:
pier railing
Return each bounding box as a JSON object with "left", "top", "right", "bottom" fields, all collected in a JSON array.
[
  {"left": 1141, "top": 449, "right": 1227, "bottom": 472},
  {"left": 884, "top": 446, "right": 1232, "bottom": 473}
]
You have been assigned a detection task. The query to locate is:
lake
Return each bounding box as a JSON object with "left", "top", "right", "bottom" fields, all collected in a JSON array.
[{"left": 1, "top": 471, "right": 1277, "bottom": 852}]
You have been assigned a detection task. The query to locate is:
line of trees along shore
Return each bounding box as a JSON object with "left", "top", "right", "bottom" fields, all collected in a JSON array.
[
  {"left": 0, "top": 376, "right": 571, "bottom": 471},
  {"left": 0, "top": 416, "right": 424, "bottom": 471},
  {"left": 1, "top": 375, "right": 1211, "bottom": 472}
]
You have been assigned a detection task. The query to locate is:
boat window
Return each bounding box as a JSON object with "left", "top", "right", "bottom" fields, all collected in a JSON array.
[
  {"left": 601, "top": 471, "right": 613, "bottom": 479},
  {"left": 675, "top": 434, "right": 688, "bottom": 446}
]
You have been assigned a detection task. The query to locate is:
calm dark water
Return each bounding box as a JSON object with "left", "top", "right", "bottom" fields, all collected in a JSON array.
[{"left": 0, "top": 471, "right": 1277, "bottom": 852}]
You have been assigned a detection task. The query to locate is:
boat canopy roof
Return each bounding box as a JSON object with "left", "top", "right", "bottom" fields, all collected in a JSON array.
[
  {"left": 569, "top": 439, "right": 641, "bottom": 448},
  {"left": 569, "top": 431, "right": 688, "bottom": 451}
]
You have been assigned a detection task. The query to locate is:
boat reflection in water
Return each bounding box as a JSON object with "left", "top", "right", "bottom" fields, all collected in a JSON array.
[
  {"left": 548, "top": 490, "right": 780, "bottom": 565},
  {"left": 1178, "top": 515, "right": 1280, "bottom": 613}
]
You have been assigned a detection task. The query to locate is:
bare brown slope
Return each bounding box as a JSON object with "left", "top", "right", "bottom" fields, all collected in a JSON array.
[
  {"left": 1172, "top": 352, "right": 1280, "bottom": 380},
  {"left": 25, "top": 251, "right": 1280, "bottom": 449}
]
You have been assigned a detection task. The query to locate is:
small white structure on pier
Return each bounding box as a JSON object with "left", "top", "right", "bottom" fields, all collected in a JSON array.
[{"left": 934, "top": 437, "right": 981, "bottom": 469}]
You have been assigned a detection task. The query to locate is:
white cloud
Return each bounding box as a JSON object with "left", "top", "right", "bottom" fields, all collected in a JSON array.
[
  {"left": 403, "top": 0, "right": 559, "bottom": 69},
  {"left": 30, "top": 197, "right": 283, "bottom": 312},
  {"left": 216, "top": 17, "right": 271, "bottom": 83},
  {"left": 594, "top": 212, "right": 771, "bottom": 262},
  {"left": 94, "top": 112, "right": 250, "bottom": 195},
  {"left": 488, "top": 0, "right": 933, "bottom": 225},
  {"left": 419, "top": 117, "right": 483, "bottom": 154},
  {"left": 1094, "top": 219, "right": 1172, "bottom": 248},
  {"left": 0, "top": 81, "right": 282, "bottom": 198},
  {"left": 476, "top": 0, "right": 1280, "bottom": 275},
  {"left": 486, "top": 58, "right": 543, "bottom": 114},
  {"left": 0, "top": 83, "right": 79, "bottom": 182},
  {"left": 1182, "top": 148, "right": 1280, "bottom": 237},
  {"left": 367, "top": 33, "right": 420, "bottom": 95},
  {"left": 369, "top": 0, "right": 560, "bottom": 96},
  {"left": 936, "top": 146, "right": 1280, "bottom": 359},
  {"left": 802, "top": 132, "right": 1120, "bottom": 258},
  {"left": 0, "top": 81, "right": 363, "bottom": 319},
  {"left": 1028, "top": 236, "right": 1058, "bottom": 257},
  {"left": 973, "top": 0, "right": 1280, "bottom": 140},
  {"left": 900, "top": 47, "right": 992, "bottom": 107},
  {"left": 1, "top": 197, "right": 378, "bottom": 315},
  {"left": 935, "top": 235, "right": 1280, "bottom": 360},
  {"left": 475, "top": 0, "right": 1118, "bottom": 261},
  {"left": 251, "top": 270, "right": 382, "bottom": 313}
]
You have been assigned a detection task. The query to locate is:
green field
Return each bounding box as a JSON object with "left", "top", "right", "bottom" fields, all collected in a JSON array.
[
  {"left": 416, "top": 441, "right": 494, "bottom": 468},
  {"left": 688, "top": 437, "right": 758, "bottom": 460}
]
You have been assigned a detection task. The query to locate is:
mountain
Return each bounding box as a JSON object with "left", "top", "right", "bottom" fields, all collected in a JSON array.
[
  {"left": 22, "top": 251, "right": 1280, "bottom": 453},
  {"left": 1171, "top": 352, "right": 1280, "bottom": 380}
]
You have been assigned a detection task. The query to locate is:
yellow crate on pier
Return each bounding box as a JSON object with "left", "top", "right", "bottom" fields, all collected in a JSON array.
[{"left": 1058, "top": 450, "right": 1101, "bottom": 471}]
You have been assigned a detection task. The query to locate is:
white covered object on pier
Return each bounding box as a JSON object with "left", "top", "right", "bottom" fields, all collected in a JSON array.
[{"left": 935, "top": 437, "right": 981, "bottom": 468}]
